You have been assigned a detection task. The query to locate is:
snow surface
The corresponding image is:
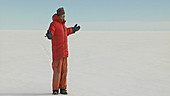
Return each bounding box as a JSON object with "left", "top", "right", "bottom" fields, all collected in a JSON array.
[{"left": 0, "top": 30, "right": 170, "bottom": 96}]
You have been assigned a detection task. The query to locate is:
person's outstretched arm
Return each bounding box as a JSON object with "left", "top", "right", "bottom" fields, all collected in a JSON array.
[
  {"left": 46, "top": 22, "right": 56, "bottom": 39},
  {"left": 67, "top": 24, "right": 80, "bottom": 36}
]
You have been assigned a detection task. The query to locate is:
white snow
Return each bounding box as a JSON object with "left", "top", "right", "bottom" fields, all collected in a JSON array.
[{"left": 0, "top": 30, "right": 170, "bottom": 96}]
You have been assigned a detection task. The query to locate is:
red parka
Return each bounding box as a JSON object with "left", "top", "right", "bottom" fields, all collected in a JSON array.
[{"left": 49, "top": 14, "right": 74, "bottom": 60}]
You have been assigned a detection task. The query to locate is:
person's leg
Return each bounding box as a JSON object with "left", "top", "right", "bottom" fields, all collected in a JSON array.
[
  {"left": 52, "top": 59, "right": 63, "bottom": 91},
  {"left": 59, "top": 57, "right": 68, "bottom": 89}
]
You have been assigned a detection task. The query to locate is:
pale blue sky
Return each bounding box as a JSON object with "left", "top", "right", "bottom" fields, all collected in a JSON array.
[{"left": 0, "top": 0, "right": 170, "bottom": 31}]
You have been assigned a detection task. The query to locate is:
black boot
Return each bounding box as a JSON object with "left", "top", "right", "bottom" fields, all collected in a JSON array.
[
  {"left": 60, "top": 89, "right": 68, "bottom": 95},
  {"left": 52, "top": 90, "right": 59, "bottom": 95}
]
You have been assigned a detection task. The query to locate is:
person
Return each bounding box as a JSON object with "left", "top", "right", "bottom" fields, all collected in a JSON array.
[{"left": 46, "top": 7, "right": 80, "bottom": 95}]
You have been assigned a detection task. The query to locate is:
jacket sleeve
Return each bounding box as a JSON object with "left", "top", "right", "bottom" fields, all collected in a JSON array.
[
  {"left": 49, "top": 22, "right": 56, "bottom": 36},
  {"left": 67, "top": 27, "right": 74, "bottom": 36}
]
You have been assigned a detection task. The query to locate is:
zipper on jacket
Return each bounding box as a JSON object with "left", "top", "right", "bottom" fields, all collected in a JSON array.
[{"left": 63, "top": 25, "right": 66, "bottom": 41}]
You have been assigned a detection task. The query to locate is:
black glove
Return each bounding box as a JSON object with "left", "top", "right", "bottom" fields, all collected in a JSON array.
[
  {"left": 72, "top": 24, "right": 80, "bottom": 33},
  {"left": 46, "top": 30, "right": 53, "bottom": 39}
]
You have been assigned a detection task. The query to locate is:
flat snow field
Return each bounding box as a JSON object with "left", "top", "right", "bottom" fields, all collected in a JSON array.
[{"left": 0, "top": 30, "right": 170, "bottom": 96}]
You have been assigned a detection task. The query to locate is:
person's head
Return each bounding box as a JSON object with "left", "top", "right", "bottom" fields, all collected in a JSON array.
[{"left": 57, "top": 7, "right": 65, "bottom": 21}]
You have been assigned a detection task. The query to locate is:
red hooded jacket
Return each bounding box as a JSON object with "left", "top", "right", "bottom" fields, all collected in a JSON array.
[{"left": 49, "top": 14, "right": 74, "bottom": 60}]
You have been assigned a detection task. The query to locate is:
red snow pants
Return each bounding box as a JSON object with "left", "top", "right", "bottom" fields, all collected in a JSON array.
[{"left": 52, "top": 57, "right": 68, "bottom": 90}]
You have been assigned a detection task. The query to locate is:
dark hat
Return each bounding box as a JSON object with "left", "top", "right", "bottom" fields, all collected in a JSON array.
[{"left": 57, "top": 7, "right": 65, "bottom": 16}]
